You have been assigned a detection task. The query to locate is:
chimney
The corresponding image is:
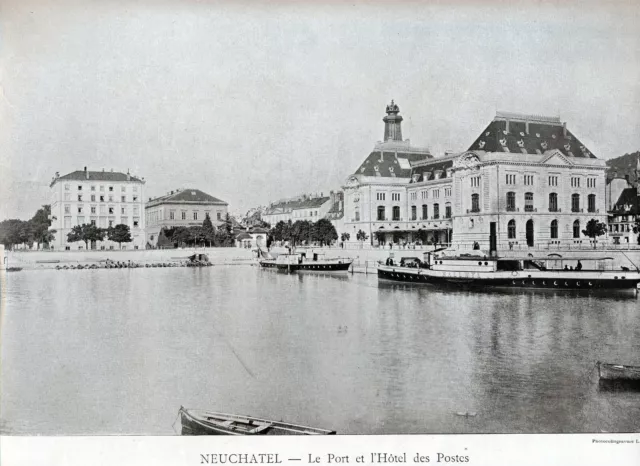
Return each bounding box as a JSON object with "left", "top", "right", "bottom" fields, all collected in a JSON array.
[
  {"left": 562, "top": 122, "right": 567, "bottom": 138},
  {"left": 84, "top": 166, "right": 89, "bottom": 179},
  {"left": 55, "top": 171, "right": 60, "bottom": 178},
  {"left": 171, "top": 190, "right": 174, "bottom": 195},
  {"left": 127, "top": 169, "right": 131, "bottom": 181},
  {"left": 505, "top": 119, "right": 510, "bottom": 133}
]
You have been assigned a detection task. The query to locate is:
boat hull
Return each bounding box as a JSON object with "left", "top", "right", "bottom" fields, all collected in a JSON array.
[
  {"left": 259, "top": 260, "right": 352, "bottom": 272},
  {"left": 377, "top": 265, "right": 640, "bottom": 291},
  {"left": 598, "top": 362, "right": 640, "bottom": 381}
]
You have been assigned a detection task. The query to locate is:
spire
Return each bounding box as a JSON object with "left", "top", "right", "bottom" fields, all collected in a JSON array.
[{"left": 383, "top": 100, "right": 403, "bottom": 141}]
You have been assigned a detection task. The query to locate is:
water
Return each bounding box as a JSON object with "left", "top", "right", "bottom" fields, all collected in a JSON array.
[{"left": 1, "top": 261, "right": 639, "bottom": 435}]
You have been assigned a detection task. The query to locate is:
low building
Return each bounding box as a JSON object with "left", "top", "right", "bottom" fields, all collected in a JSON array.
[
  {"left": 145, "top": 188, "right": 228, "bottom": 248},
  {"left": 607, "top": 156, "right": 640, "bottom": 245},
  {"left": 49, "top": 167, "right": 146, "bottom": 250},
  {"left": 262, "top": 194, "right": 332, "bottom": 226},
  {"left": 325, "top": 191, "right": 345, "bottom": 239},
  {"left": 235, "top": 227, "right": 269, "bottom": 249}
]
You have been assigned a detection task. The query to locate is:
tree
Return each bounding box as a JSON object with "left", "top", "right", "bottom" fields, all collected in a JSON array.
[
  {"left": 290, "top": 220, "right": 311, "bottom": 246},
  {"left": 67, "top": 223, "right": 105, "bottom": 249},
  {"left": 271, "top": 220, "right": 290, "bottom": 242},
  {"left": 340, "top": 232, "right": 350, "bottom": 242},
  {"left": 634, "top": 218, "right": 640, "bottom": 245},
  {"left": 582, "top": 219, "right": 607, "bottom": 249},
  {"left": 356, "top": 229, "right": 368, "bottom": 242},
  {"left": 312, "top": 219, "right": 338, "bottom": 246},
  {"left": 29, "top": 205, "right": 55, "bottom": 249},
  {"left": 189, "top": 226, "right": 207, "bottom": 247},
  {"left": 202, "top": 213, "right": 216, "bottom": 247},
  {"left": 172, "top": 227, "right": 192, "bottom": 247},
  {"left": 0, "top": 219, "right": 30, "bottom": 250},
  {"left": 416, "top": 228, "right": 428, "bottom": 244},
  {"left": 373, "top": 230, "right": 385, "bottom": 245},
  {"left": 107, "top": 224, "right": 133, "bottom": 249}
]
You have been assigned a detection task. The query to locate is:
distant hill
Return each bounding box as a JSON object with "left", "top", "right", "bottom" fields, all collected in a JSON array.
[{"left": 606, "top": 151, "right": 639, "bottom": 182}]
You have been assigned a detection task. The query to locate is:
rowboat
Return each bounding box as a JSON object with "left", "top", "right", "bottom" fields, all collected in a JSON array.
[
  {"left": 178, "top": 407, "right": 336, "bottom": 435},
  {"left": 597, "top": 362, "right": 640, "bottom": 381}
]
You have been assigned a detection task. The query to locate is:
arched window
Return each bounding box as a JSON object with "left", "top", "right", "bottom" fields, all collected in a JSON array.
[
  {"left": 392, "top": 206, "right": 400, "bottom": 221},
  {"left": 549, "top": 193, "right": 558, "bottom": 212},
  {"left": 588, "top": 194, "right": 596, "bottom": 213},
  {"left": 524, "top": 192, "right": 534, "bottom": 212},
  {"left": 433, "top": 203, "right": 440, "bottom": 219},
  {"left": 422, "top": 204, "right": 428, "bottom": 220},
  {"left": 471, "top": 194, "right": 480, "bottom": 212},
  {"left": 573, "top": 219, "right": 580, "bottom": 238},
  {"left": 508, "top": 219, "right": 516, "bottom": 239},
  {"left": 571, "top": 194, "right": 580, "bottom": 212},
  {"left": 506, "top": 192, "right": 516, "bottom": 211},
  {"left": 550, "top": 220, "right": 558, "bottom": 239},
  {"left": 445, "top": 203, "right": 452, "bottom": 219},
  {"left": 377, "top": 206, "right": 385, "bottom": 221}
]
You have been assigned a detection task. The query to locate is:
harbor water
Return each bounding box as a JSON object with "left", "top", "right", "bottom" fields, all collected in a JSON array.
[{"left": 1, "top": 259, "right": 639, "bottom": 435}]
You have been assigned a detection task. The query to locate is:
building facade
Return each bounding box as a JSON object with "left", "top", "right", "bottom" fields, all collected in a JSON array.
[
  {"left": 344, "top": 105, "right": 610, "bottom": 251},
  {"left": 145, "top": 188, "right": 228, "bottom": 247},
  {"left": 607, "top": 156, "right": 640, "bottom": 245},
  {"left": 49, "top": 167, "right": 146, "bottom": 250}
]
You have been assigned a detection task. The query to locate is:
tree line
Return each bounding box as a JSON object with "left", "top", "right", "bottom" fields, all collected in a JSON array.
[
  {"left": 0, "top": 205, "right": 56, "bottom": 250},
  {"left": 155, "top": 212, "right": 235, "bottom": 248},
  {"left": 269, "top": 219, "right": 338, "bottom": 247}
]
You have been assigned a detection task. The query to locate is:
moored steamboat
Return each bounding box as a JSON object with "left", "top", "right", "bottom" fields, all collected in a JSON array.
[
  {"left": 377, "top": 251, "right": 640, "bottom": 292},
  {"left": 258, "top": 249, "right": 353, "bottom": 273}
]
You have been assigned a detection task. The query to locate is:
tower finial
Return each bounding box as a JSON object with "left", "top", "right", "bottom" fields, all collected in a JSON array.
[{"left": 383, "top": 100, "right": 403, "bottom": 141}]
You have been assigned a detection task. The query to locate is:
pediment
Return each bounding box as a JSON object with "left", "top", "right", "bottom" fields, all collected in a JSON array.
[{"left": 541, "top": 150, "right": 573, "bottom": 166}]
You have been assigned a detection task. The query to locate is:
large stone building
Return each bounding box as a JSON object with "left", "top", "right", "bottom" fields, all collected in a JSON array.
[
  {"left": 344, "top": 104, "right": 610, "bottom": 252},
  {"left": 144, "top": 188, "right": 228, "bottom": 247},
  {"left": 49, "top": 167, "right": 147, "bottom": 250}
]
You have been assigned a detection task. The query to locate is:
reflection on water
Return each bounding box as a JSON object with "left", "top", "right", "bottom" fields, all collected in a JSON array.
[{"left": 1, "top": 264, "right": 639, "bottom": 435}]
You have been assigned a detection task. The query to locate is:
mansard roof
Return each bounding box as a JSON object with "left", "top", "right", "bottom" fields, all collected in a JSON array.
[
  {"left": 51, "top": 169, "right": 143, "bottom": 187},
  {"left": 408, "top": 158, "right": 455, "bottom": 183},
  {"left": 611, "top": 188, "right": 639, "bottom": 215},
  {"left": 467, "top": 112, "right": 596, "bottom": 158},
  {"left": 354, "top": 150, "right": 431, "bottom": 178}
]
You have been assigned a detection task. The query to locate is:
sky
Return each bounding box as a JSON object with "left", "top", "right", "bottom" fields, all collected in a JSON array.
[{"left": 1, "top": 0, "right": 639, "bottom": 220}]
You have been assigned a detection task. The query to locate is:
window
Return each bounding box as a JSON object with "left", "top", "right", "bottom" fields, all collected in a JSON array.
[
  {"left": 470, "top": 176, "right": 481, "bottom": 188},
  {"left": 433, "top": 189, "right": 440, "bottom": 199},
  {"left": 121, "top": 186, "right": 126, "bottom": 192},
  {"left": 108, "top": 195, "right": 113, "bottom": 202},
  {"left": 100, "top": 185, "right": 104, "bottom": 192},
  {"left": 391, "top": 193, "right": 401, "bottom": 201},
  {"left": 99, "top": 195, "right": 105, "bottom": 202},
  {"left": 471, "top": 194, "right": 480, "bottom": 213},
  {"left": 77, "top": 206, "right": 83, "bottom": 214},
  {"left": 77, "top": 194, "right": 83, "bottom": 201},
  {"left": 549, "top": 176, "right": 558, "bottom": 187},
  {"left": 549, "top": 193, "right": 558, "bottom": 212},
  {"left": 133, "top": 219, "right": 139, "bottom": 227},
  {"left": 433, "top": 203, "right": 440, "bottom": 219},
  {"left": 376, "top": 192, "right": 386, "bottom": 201},
  {"left": 524, "top": 192, "right": 534, "bottom": 212},
  {"left": 354, "top": 208, "right": 360, "bottom": 221},
  {"left": 91, "top": 186, "right": 96, "bottom": 191},
  {"left": 217, "top": 212, "right": 221, "bottom": 221},
  {"left": 410, "top": 192, "right": 417, "bottom": 201},
  {"left": 508, "top": 219, "right": 516, "bottom": 239},
  {"left": 587, "top": 178, "right": 596, "bottom": 188},
  {"left": 571, "top": 194, "right": 580, "bottom": 212},
  {"left": 170, "top": 211, "right": 175, "bottom": 220},
  {"left": 133, "top": 196, "right": 138, "bottom": 202},
  {"left": 193, "top": 212, "right": 198, "bottom": 220},
  {"left": 108, "top": 219, "right": 114, "bottom": 227},
  {"left": 121, "top": 207, "right": 126, "bottom": 214},
  {"left": 588, "top": 194, "right": 596, "bottom": 213},
  {"left": 392, "top": 206, "right": 400, "bottom": 221},
  {"left": 64, "top": 184, "right": 70, "bottom": 190},
  {"left": 411, "top": 205, "right": 417, "bottom": 220},
  {"left": 181, "top": 211, "right": 186, "bottom": 220},
  {"left": 78, "top": 185, "right": 83, "bottom": 191},
  {"left": 550, "top": 220, "right": 558, "bottom": 239},
  {"left": 91, "top": 195, "right": 96, "bottom": 202},
  {"left": 571, "top": 177, "right": 580, "bottom": 188},
  {"left": 422, "top": 204, "right": 428, "bottom": 220},
  {"left": 64, "top": 205, "right": 70, "bottom": 214},
  {"left": 505, "top": 174, "right": 516, "bottom": 185},
  {"left": 445, "top": 204, "right": 452, "bottom": 219},
  {"left": 524, "top": 174, "right": 534, "bottom": 185},
  {"left": 99, "top": 205, "right": 106, "bottom": 215},
  {"left": 377, "top": 206, "right": 385, "bottom": 221},
  {"left": 421, "top": 190, "right": 428, "bottom": 199},
  {"left": 506, "top": 192, "right": 516, "bottom": 211},
  {"left": 445, "top": 187, "right": 451, "bottom": 197},
  {"left": 121, "top": 196, "right": 126, "bottom": 202},
  {"left": 108, "top": 207, "right": 114, "bottom": 214},
  {"left": 90, "top": 206, "right": 96, "bottom": 214},
  {"left": 90, "top": 219, "right": 96, "bottom": 226},
  {"left": 109, "top": 186, "right": 113, "bottom": 192},
  {"left": 573, "top": 220, "right": 580, "bottom": 238}
]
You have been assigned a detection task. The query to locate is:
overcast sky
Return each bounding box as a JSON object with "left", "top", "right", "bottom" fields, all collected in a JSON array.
[{"left": 1, "top": 0, "right": 639, "bottom": 220}]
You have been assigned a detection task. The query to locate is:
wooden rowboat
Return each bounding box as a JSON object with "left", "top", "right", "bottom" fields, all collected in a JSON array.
[
  {"left": 597, "top": 362, "right": 640, "bottom": 381},
  {"left": 178, "top": 407, "right": 336, "bottom": 435}
]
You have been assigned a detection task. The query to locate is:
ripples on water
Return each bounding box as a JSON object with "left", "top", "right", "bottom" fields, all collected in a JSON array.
[{"left": 1, "top": 265, "right": 639, "bottom": 434}]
